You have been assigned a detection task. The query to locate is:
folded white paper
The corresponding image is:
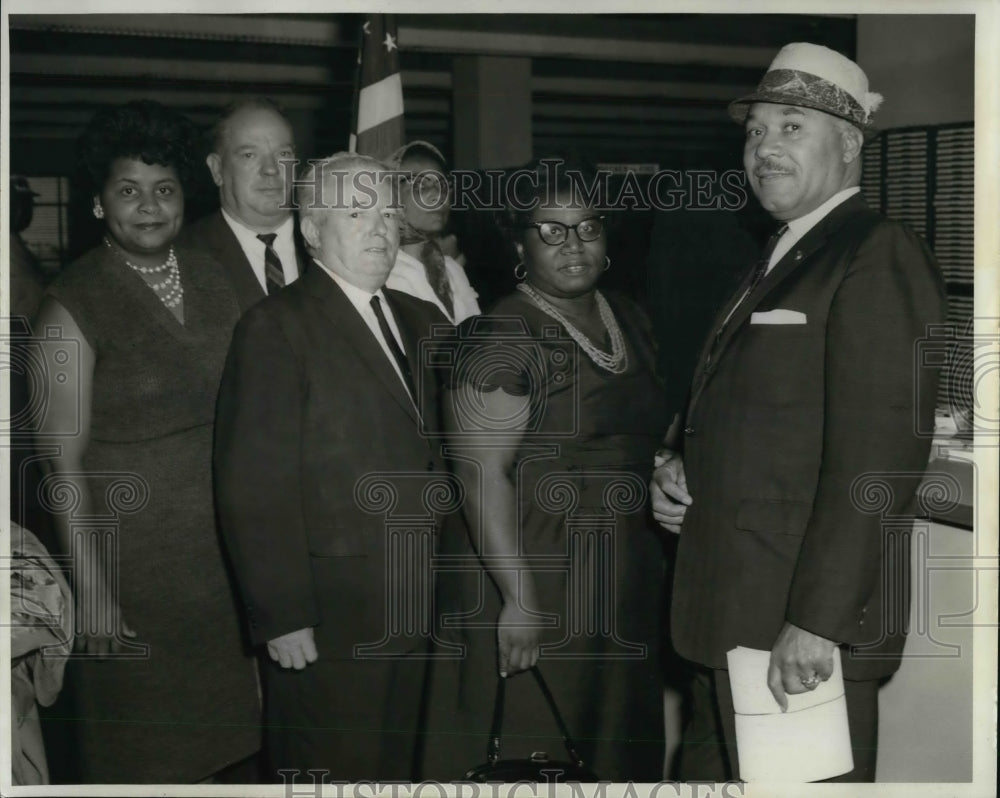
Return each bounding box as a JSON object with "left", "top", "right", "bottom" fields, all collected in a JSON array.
[
  {"left": 749, "top": 309, "right": 808, "bottom": 325},
  {"left": 726, "top": 646, "right": 853, "bottom": 782}
]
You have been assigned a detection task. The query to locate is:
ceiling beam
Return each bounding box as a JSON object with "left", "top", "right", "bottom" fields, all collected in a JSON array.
[
  {"left": 533, "top": 76, "right": 750, "bottom": 101},
  {"left": 8, "top": 14, "right": 352, "bottom": 47},
  {"left": 398, "top": 27, "right": 777, "bottom": 66}
]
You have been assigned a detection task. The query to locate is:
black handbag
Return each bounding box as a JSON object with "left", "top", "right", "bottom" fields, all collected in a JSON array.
[{"left": 462, "top": 666, "right": 601, "bottom": 783}]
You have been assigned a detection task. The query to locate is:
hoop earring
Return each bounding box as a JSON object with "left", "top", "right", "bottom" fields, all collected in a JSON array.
[
  {"left": 93, "top": 202, "right": 105, "bottom": 219},
  {"left": 604, "top": 256, "right": 611, "bottom": 272},
  {"left": 514, "top": 262, "right": 527, "bottom": 281}
]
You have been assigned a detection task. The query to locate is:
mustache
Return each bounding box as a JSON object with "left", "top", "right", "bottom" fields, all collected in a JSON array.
[{"left": 754, "top": 160, "right": 793, "bottom": 177}]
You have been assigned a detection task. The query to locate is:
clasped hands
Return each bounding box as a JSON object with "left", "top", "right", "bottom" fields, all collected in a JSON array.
[{"left": 650, "top": 450, "right": 692, "bottom": 533}]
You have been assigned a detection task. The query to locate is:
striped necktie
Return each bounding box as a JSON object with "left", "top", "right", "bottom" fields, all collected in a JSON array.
[{"left": 257, "top": 233, "right": 286, "bottom": 295}]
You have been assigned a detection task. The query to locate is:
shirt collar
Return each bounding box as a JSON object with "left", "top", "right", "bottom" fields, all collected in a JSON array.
[
  {"left": 220, "top": 207, "right": 295, "bottom": 247},
  {"left": 785, "top": 186, "right": 861, "bottom": 239},
  {"left": 313, "top": 258, "right": 386, "bottom": 314}
]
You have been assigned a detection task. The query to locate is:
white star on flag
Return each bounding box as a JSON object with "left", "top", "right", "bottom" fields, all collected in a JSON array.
[{"left": 351, "top": 14, "right": 405, "bottom": 159}]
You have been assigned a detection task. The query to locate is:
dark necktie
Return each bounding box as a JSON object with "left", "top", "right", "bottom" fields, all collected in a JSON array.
[
  {"left": 420, "top": 239, "right": 454, "bottom": 319},
  {"left": 370, "top": 295, "right": 418, "bottom": 403},
  {"left": 746, "top": 223, "right": 789, "bottom": 296},
  {"left": 257, "top": 233, "right": 285, "bottom": 296},
  {"left": 706, "top": 224, "right": 789, "bottom": 368}
]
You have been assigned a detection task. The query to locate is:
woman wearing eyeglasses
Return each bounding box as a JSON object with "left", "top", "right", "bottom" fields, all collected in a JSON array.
[{"left": 436, "top": 158, "right": 670, "bottom": 780}]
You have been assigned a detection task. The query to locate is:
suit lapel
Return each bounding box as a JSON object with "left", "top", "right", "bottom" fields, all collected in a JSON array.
[
  {"left": 292, "top": 222, "right": 312, "bottom": 278},
  {"left": 204, "top": 211, "right": 267, "bottom": 311},
  {"left": 301, "top": 270, "right": 420, "bottom": 425},
  {"left": 689, "top": 195, "right": 870, "bottom": 412},
  {"left": 385, "top": 288, "right": 444, "bottom": 426}
]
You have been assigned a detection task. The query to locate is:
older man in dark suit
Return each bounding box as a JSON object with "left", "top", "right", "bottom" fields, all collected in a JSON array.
[
  {"left": 184, "top": 98, "right": 310, "bottom": 311},
  {"left": 652, "top": 43, "right": 947, "bottom": 782},
  {"left": 214, "top": 152, "right": 450, "bottom": 780}
]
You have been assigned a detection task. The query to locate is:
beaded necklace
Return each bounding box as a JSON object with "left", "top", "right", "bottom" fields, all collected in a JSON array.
[
  {"left": 104, "top": 237, "right": 184, "bottom": 309},
  {"left": 516, "top": 282, "right": 628, "bottom": 374}
]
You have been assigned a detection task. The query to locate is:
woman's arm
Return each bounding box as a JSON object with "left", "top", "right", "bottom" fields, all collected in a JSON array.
[
  {"left": 33, "top": 296, "right": 136, "bottom": 655},
  {"left": 445, "top": 383, "right": 540, "bottom": 676}
]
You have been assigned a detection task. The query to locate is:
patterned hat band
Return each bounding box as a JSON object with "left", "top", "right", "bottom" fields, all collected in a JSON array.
[{"left": 728, "top": 68, "right": 876, "bottom": 134}]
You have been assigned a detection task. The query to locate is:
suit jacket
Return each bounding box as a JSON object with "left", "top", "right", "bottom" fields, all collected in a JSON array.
[
  {"left": 183, "top": 209, "right": 311, "bottom": 313},
  {"left": 670, "top": 195, "right": 947, "bottom": 681},
  {"left": 214, "top": 267, "right": 449, "bottom": 658}
]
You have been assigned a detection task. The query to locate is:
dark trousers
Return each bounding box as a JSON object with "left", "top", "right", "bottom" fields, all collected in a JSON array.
[
  {"left": 265, "top": 656, "right": 429, "bottom": 783},
  {"left": 677, "top": 666, "right": 879, "bottom": 782}
]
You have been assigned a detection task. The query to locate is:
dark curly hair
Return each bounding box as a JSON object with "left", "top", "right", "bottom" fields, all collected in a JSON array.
[
  {"left": 500, "top": 155, "right": 608, "bottom": 242},
  {"left": 77, "top": 100, "right": 202, "bottom": 196}
]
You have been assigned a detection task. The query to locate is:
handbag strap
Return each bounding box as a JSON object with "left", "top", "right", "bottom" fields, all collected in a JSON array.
[{"left": 486, "top": 666, "right": 587, "bottom": 768}]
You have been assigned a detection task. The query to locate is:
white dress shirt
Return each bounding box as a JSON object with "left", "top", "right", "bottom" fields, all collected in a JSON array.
[
  {"left": 765, "top": 187, "right": 861, "bottom": 274},
  {"left": 386, "top": 248, "right": 481, "bottom": 323},
  {"left": 312, "top": 259, "right": 412, "bottom": 398},
  {"left": 723, "top": 186, "right": 862, "bottom": 326},
  {"left": 220, "top": 209, "right": 300, "bottom": 290}
]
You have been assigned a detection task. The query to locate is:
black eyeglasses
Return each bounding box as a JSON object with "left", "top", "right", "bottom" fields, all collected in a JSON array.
[{"left": 524, "top": 216, "right": 605, "bottom": 246}]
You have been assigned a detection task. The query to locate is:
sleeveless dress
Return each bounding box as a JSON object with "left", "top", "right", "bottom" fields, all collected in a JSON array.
[
  {"left": 427, "top": 290, "right": 670, "bottom": 781},
  {"left": 46, "top": 244, "right": 261, "bottom": 783}
]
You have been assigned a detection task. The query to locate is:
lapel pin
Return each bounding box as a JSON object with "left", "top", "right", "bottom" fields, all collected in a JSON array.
[{"left": 794, "top": 250, "right": 803, "bottom": 261}]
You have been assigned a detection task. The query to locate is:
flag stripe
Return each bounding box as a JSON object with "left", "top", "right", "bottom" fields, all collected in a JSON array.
[
  {"left": 356, "top": 72, "right": 404, "bottom": 134},
  {"left": 351, "top": 13, "right": 405, "bottom": 161},
  {"left": 355, "top": 116, "right": 405, "bottom": 162}
]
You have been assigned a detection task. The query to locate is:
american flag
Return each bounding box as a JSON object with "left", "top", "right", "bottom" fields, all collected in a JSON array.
[{"left": 349, "top": 14, "right": 405, "bottom": 160}]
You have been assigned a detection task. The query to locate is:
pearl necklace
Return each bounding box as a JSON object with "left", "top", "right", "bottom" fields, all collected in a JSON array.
[
  {"left": 516, "top": 283, "right": 629, "bottom": 374},
  {"left": 104, "top": 238, "right": 184, "bottom": 309}
]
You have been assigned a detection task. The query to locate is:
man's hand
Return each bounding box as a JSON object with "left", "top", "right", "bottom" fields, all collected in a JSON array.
[
  {"left": 767, "top": 621, "right": 837, "bottom": 711},
  {"left": 650, "top": 450, "right": 692, "bottom": 533},
  {"left": 267, "top": 627, "right": 319, "bottom": 670},
  {"left": 496, "top": 601, "right": 540, "bottom": 678}
]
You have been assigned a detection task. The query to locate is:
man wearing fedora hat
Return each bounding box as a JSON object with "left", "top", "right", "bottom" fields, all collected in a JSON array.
[{"left": 652, "top": 43, "right": 947, "bottom": 781}]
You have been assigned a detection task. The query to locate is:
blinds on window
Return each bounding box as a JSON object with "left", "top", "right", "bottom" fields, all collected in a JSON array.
[
  {"left": 860, "top": 122, "right": 974, "bottom": 414},
  {"left": 20, "top": 176, "right": 69, "bottom": 271}
]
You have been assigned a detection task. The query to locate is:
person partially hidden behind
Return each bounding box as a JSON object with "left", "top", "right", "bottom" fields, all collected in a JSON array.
[
  {"left": 651, "top": 43, "right": 947, "bottom": 782},
  {"left": 183, "top": 97, "right": 309, "bottom": 311},
  {"left": 386, "top": 140, "right": 481, "bottom": 323},
  {"left": 214, "top": 152, "right": 449, "bottom": 780}
]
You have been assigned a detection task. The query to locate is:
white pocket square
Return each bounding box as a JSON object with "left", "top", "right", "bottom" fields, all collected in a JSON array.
[{"left": 750, "top": 309, "right": 807, "bottom": 325}]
